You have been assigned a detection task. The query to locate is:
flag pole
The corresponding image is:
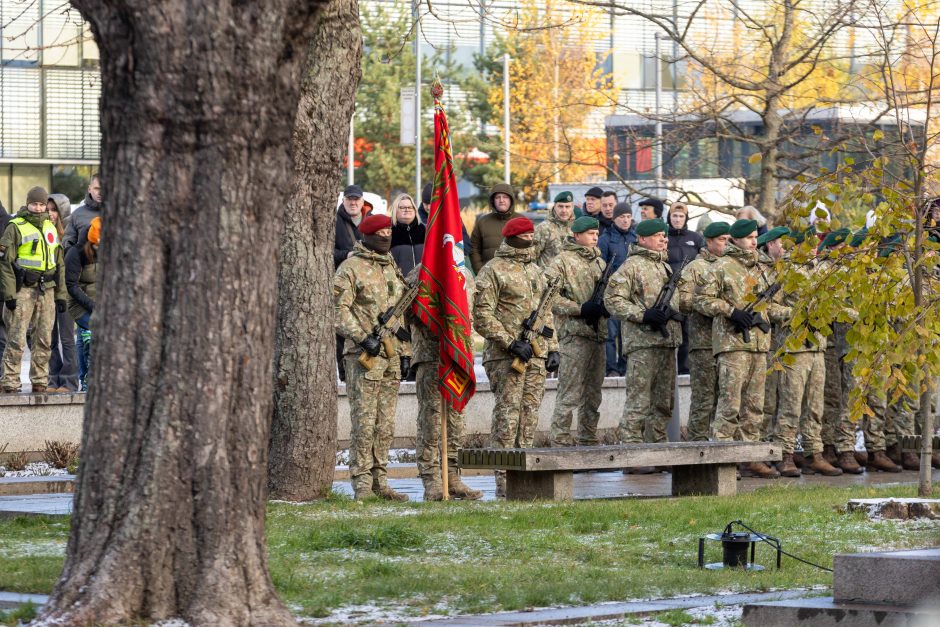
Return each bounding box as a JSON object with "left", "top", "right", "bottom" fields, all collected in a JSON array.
[{"left": 441, "top": 397, "right": 449, "bottom": 500}]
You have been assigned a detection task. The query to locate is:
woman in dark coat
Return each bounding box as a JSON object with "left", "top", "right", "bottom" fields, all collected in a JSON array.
[{"left": 390, "top": 193, "right": 426, "bottom": 276}]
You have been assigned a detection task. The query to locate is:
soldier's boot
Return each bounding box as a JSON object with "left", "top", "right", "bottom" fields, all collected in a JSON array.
[
  {"left": 792, "top": 452, "right": 805, "bottom": 469},
  {"left": 901, "top": 451, "right": 920, "bottom": 471},
  {"left": 885, "top": 443, "right": 902, "bottom": 465},
  {"left": 868, "top": 450, "right": 903, "bottom": 473},
  {"left": 375, "top": 485, "right": 409, "bottom": 501},
  {"left": 448, "top": 470, "right": 483, "bottom": 500},
  {"left": 421, "top": 476, "right": 444, "bottom": 502},
  {"left": 747, "top": 461, "right": 780, "bottom": 479},
  {"left": 353, "top": 485, "right": 375, "bottom": 500},
  {"left": 822, "top": 444, "right": 838, "bottom": 465},
  {"left": 776, "top": 454, "right": 801, "bottom": 477},
  {"left": 854, "top": 451, "right": 869, "bottom": 468},
  {"left": 806, "top": 453, "right": 843, "bottom": 476},
  {"left": 836, "top": 451, "right": 864, "bottom": 475},
  {"left": 31, "top": 384, "right": 47, "bottom": 394}
]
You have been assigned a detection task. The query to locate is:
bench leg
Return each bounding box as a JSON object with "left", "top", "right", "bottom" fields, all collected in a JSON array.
[
  {"left": 672, "top": 463, "right": 737, "bottom": 496},
  {"left": 505, "top": 471, "right": 574, "bottom": 501}
]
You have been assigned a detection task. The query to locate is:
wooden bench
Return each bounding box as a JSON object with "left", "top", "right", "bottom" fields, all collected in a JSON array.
[
  {"left": 458, "top": 442, "right": 782, "bottom": 501},
  {"left": 900, "top": 435, "right": 940, "bottom": 452}
]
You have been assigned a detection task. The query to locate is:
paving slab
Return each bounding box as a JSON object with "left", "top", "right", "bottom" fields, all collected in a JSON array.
[
  {"left": 834, "top": 548, "right": 940, "bottom": 606},
  {"left": 742, "top": 596, "right": 940, "bottom": 627},
  {"left": 417, "top": 589, "right": 814, "bottom": 626},
  {"left": 0, "top": 493, "right": 73, "bottom": 517},
  {"left": 0, "top": 591, "right": 48, "bottom": 610}
]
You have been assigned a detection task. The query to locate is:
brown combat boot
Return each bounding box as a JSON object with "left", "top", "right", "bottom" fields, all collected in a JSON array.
[
  {"left": 31, "top": 384, "right": 47, "bottom": 394},
  {"left": 375, "top": 485, "right": 409, "bottom": 501},
  {"left": 805, "top": 453, "right": 843, "bottom": 476},
  {"left": 822, "top": 444, "right": 838, "bottom": 465},
  {"left": 448, "top": 470, "right": 483, "bottom": 500},
  {"left": 836, "top": 451, "right": 864, "bottom": 474},
  {"left": 885, "top": 443, "right": 902, "bottom": 465},
  {"left": 777, "top": 454, "right": 801, "bottom": 477},
  {"left": 868, "top": 450, "right": 902, "bottom": 473},
  {"left": 421, "top": 477, "right": 444, "bottom": 502},
  {"left": 792, "top": 452, "right": 806, "bottom": 469},
  {"left": 901, "top": 451, "right": 920, "bottom": 470},
  {"left": 854, "top": 451, "right": 869, "bottom": 467},
  {"left": 748, "top": 461, "right": 780, "bottom": 479}
]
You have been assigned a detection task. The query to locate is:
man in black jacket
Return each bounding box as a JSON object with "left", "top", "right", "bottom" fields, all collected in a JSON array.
[{"left": 334, "top": 184, "right": 365, "bottom": 381}]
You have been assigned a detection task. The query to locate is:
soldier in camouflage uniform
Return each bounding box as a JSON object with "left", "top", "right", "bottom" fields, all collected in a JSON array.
[
  {"left": 534, "top": 191, "right": 575, "bottom": 267},
  {"left": 547, "top": 216, "right": 608, "bottom": 446},
  {"left": 886, "top": 394, "right": 923, "bottom": 470},
  {"left": 677, "top": 221, "right": 730, "bottom": 441},
  {"left": 334, "top": 214, "right": 412, "bottom": 501},
  {"left": 757, "top": 227, "right": 787, "bottom": 442},
  {"left": 695, "top": 219, "right": 790, "bottom": 478},
  {"left": 407, "top": 267, "right": 483, "bottom": 501},
  {"left": 0, "top": 186, "right": 67, "bottom": 394},
  {"left": 604, "top": 219, "right": 681, "bottom": 471},
  {"left": 474, "top": 216, "right": 560, "bottom": 497}
]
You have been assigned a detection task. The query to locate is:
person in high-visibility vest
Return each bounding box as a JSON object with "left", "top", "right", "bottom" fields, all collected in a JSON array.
[{"left": 0, "top": 186, "right": 67, "bottom": 394}]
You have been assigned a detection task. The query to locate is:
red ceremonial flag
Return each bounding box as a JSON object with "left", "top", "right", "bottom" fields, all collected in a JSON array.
[{"left": 412, "top": 86, "right": 476, "bottom": 412}]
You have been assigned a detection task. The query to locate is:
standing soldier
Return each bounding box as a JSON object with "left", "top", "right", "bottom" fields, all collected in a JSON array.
[
  {"left": 757, "top": 227, "right": 788, "bottom": 442},
  {"left": 408, "top": 267, "right": 483, "bottom": 501},
  {"left": 0, "top": 186, "right": 67, "bottom": 394},
  {"left": 695, "top": 219, "right": 790, "bottom": 478},
  {"left": 604, "top": 219, "right": 682, "bottom": 470},
  {"left": 334, "top": 214, "right": 411, "bottom": 501},
  {"left": 677, "top": 221, "right": 730, "bottom": 441},
  {"left": 547, "top": 216, "right": 608, "bottom": 447},
  {"left": 474, "top": 216, "right": 560, "bottom": 497},
  {"left": 534, "top": 191, "right": 575, "bottom": 267}
]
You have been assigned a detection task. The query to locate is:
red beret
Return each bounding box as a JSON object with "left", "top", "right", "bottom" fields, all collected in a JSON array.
[
  {"left": 359, "top": 214, "right": 392, "bottom": 235},
  {"left": 502, "top": 216, "right": 535, "bottom": 237}
]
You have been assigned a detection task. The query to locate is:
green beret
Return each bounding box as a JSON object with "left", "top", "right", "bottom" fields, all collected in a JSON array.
[
  {"left": 702, "top": 222, "right": 730, "bottom": 239},
  {"left": 571, "top": 216, "right": 599, "bottom": 233},
  {"left": 877, "top": 233, "right": 903, "bottom": 258},
  {"left": 554, "top": 191, "right": 573, "bottom": 203},
  {"left": 818, "top": 227, "right": 851, "bottom": 250},
  {"left": 849, "top": 227, "right": 869, "bottom": 248},
  {"left": 636, "top": 218, "right": 667, "bottom": 237},
  {"left": 756, "top": 226, "right": 790, "bottom": 246},
  {"left": 729, "top": 219, "right": 759, "bottom": 239}
]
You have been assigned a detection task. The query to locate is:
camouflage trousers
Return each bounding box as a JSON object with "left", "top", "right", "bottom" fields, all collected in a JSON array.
[
  {"left": 886, "top": 389, "right": 926, "bottom": 447},
  {"left": 821, "top": 344, "right": 845, "bottom": 446},
  {"left": 620, "top": 348, "right": 675, "bottom": 444},
  {"left": 1, "top": 287, "right": 55, "bottom": 391},
  {"left": 836, "top": 359, "right": 886, "bottom": 452},
  {"left": 345, "top": 354, "right": 401, "bottom": 493},
  {"left": 550, "top": 335, "right": 605, "bottom": 446},
  {"left": 686, "top": 348, "right": 717, "bottom": 442},
  {"left": 772, "top": 351, "right": 825, "bottom": 454},
  {"left": 762, "top": 353, "right": 780, "bottom": 441},
  {"left": 713, "top": 351, "right": 766, "bottom": 442},
  {"left": 485, "top": 357, "right": 546, "bottom": 488},
  {"left": 415, "top": 361, "right": 464, "bottom": 480}
]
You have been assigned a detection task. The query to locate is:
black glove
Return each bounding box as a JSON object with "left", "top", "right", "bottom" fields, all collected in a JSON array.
[
  {"left": 55, "top": 300, "right": 67, "bottom": 314},
  {"left": 508, "top": 339, "right": 534, "bottom": 361},
  {"left": 546, "top": 351, "right": 561, "bottom": 373},
  {"left": 641, "top": 307, "right": 669, "bottom": 326},
  {"left": 729, "top": 308, "right": 754, "bottom": 331},
  {"left": 580, "top": 301, "right": 605, "bottom": 319},
  {"left": 360, "top": 334, "right": 381, "bottom": 357},
  {"left": 4, "top": 299, "right": 14, "bottom": 312},
  {"left": 399, "top": 356, "right": 411, "bottom": 379}
]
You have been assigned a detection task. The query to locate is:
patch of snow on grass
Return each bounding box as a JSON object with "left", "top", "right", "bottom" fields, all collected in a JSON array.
[{"left": 0, "top": 462, "right": 69, "bottom": 478}]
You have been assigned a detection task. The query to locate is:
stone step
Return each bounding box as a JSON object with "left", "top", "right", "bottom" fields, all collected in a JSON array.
[
  {"left": 742, "top": 596, "right": 940, "bottom": 627},
  {"left": 833, "top": 548, "right": 940, "bottom": 606}
]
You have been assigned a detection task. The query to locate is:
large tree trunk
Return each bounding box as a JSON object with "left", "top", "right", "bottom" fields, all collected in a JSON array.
[
  {"left": 269, "top": 0, "right": 362, "bottom": 501},
  {"left": 41, "top": 1, "right": 323, "bottom": 624}
]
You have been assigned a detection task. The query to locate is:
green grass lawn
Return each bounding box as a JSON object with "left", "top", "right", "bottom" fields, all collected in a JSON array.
[{"left": 1, "top": 484, "right": 938, "bottom": 622}]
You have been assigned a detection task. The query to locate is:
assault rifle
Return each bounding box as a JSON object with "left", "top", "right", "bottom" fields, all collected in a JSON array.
[
  {"left": 358, "top": 282, "right": 420, "bottom": 371},
  {"left": 587, "top": 260, "right": 616, "bottom": 330},
  {"left": 511, "top": 276, "right": 561, "bottom": 374},
  {"left": 739, "top": 281, "right": 781, "bottom": 344},
  {"left": 649, "top": 259, "right": 689, "bottom": 338}
]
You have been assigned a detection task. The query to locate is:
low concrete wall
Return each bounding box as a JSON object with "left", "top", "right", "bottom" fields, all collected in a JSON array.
[{"left": 1, "top": 377, "right": 692, "bottom": 453}]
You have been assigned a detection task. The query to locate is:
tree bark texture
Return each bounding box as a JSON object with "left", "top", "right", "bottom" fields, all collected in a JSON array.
[
  {"left": 269, "top": 0, "right": 362, "bottom": 501},
  {"left": 42, "top": 1, "right": 324, "bottom": 624}
]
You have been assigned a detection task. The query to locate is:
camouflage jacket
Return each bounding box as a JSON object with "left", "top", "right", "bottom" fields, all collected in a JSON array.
[
  {"left": 333, "top": 242, "right": 411, "bottom": 367},
  {"left": 473, "top": 242, "right": 559, "bottom": 364},
  {"left": 534, "top": 208, "right": 573, "bottom": 268},
  {"left": 694, "top": 243, "right": 790, "bottom": 355},
  {"left": 676, "top": 248, "right": 720, "bottom": 351},
  {"left": 407, "top": 267, "right": 476, "bottom": 366},
  {"left": 777, "top": 261, "right": 826, "bottom": 354},
  {"left": 546, "top": 241, "right": 607, "bottom": 343},
  {"left": 603, "top": 244, "right": 681, "bottom": 354}
]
